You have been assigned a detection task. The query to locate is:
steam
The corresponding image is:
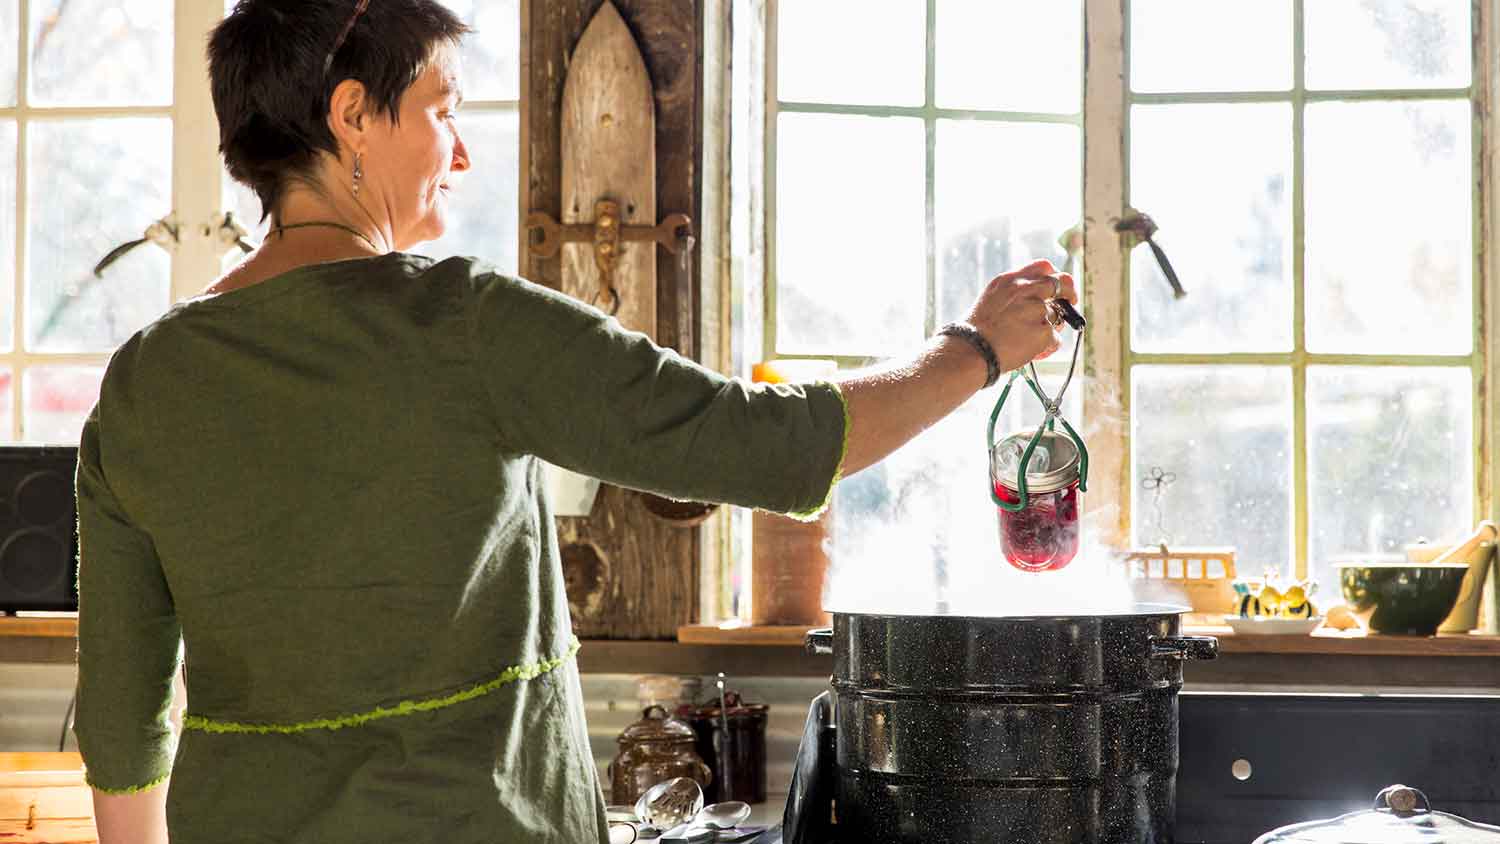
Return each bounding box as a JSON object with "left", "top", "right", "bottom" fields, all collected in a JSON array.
[{"left": 821, "top": 375, "right": 1188, "bottom": 618}]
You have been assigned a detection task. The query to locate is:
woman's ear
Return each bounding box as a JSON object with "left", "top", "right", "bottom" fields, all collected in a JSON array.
[{"left": 327, "top": 79, "right": 371, "bottom": 155}]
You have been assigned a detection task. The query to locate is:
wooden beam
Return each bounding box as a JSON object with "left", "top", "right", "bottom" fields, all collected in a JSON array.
[{"left": 524, "top": 0, "right": 704, "bottom": 638}]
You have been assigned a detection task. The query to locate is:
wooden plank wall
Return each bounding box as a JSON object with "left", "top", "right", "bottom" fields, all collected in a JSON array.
[{"left": 523, "top": 0, "right": 704, "bottom": 638}]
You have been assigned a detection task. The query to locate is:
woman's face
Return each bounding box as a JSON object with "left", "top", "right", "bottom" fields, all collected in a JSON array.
[{"left": 364, "top": 43, "right": 470, "bottom": 250}]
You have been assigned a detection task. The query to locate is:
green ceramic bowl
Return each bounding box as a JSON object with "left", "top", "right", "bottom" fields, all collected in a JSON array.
[{"left": 1336, "top": 562, "right": 1469, "bottom": 635}]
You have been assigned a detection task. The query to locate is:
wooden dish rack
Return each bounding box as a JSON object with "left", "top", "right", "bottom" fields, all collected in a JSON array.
[{"left": 1112, "top": 546, "right": 1238, "bottom": 625}]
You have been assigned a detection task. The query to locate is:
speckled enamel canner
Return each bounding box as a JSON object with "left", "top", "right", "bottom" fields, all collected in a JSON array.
[{"left": 810, "top": 605, "right": 1217, "bottom": 844}]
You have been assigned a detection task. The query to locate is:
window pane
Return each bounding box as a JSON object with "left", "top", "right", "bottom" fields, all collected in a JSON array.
[
  {"left": 422, "top": 110, "right": 519, "bottom": 271},
  {"left": 832, "top": 376, "right": 1081, "bottom": 614},
  {"left": 28, "top": 0, "right": 172, "bottom": 106},
  {"left": 1305, "top": 0, "right": 1470, "bottom": 90},
  {"left": 937, "top": 0, "right": 1080, "bottom": 114},
  {"left": 776, "top": 113, "right": 924, "bottom": 355},
  {"left": 220, "top": 172, "right": 271, "bottom": 273},
  {"left": 27, "top": 119, "right": 171, "bottom": 353},
  {"left": 23, "top": 366, "right": 101, "bottom": 444},
  {"left": 778, "top": 1, "right": 923, "bottom": 107},
  {"left": 1305, "top": 100, "right": 1470, "bottom": 354},
  {"left": 1308, "top": 367, "right": 1472, "bottom": 589},
  {"left": 0, "top": 120, "right": 13, "bottom": 351},
  {"left": 0, "top": 368, "right": 13, "bottom": 440},
  {"left": 1, "top": 0, "right": 16, "bottom": 106},
  {"left": 441, "top": 0, "right": 519, "bottom": 102},
  {"left": 1130, "top": 0, "right": 1292, "bottom": 93},
  {"left": 1132, "top": 366, "right": 1293, "bottom": 576},
  {"left": 1130, "top": 104, "right": 1292, "bottom": 353},
  {"left": 936, "top": 120, "right": 1079, "bottom": 329}
]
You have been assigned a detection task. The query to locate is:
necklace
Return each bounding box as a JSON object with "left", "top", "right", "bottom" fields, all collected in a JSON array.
[{"left": 267, "top": 220, "right": 380, "bottom": 252}]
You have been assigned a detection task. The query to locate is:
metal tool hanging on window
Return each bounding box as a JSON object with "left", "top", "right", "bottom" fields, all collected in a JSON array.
[
  {"left": 91, "top": 213, "right": 182, "bottom": 277},
  {"left": 1115, "top": 208, "right": 1186, "bottom": 299}
]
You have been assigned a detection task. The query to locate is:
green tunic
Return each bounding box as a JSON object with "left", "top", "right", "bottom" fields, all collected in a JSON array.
[{"left": 73, "top": 253, "right": 847, "bottom": 843}]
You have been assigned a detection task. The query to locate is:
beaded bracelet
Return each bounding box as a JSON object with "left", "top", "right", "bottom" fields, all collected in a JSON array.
[{"left": 937, "top": 322, "right": 1000, "bottom": 389}]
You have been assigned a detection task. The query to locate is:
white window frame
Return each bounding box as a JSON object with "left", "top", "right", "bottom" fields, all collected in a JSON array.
[
  {"left": 1082, "top": 0, "right": 1496, "bottom": 573},
  {"left": 715, "top": 0, "right": 1500, "bottom": 607},
  {"left": 3, "top": 1, "right": 224, "bottom": 443}
]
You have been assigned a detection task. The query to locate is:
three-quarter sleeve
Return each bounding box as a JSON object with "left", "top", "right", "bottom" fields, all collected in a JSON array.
[
  {"left": 74, "top": 406, "right": 182, "bottom": 793},
  {"left": 467, "top": 273, "right": 848, "bottom": 517}
]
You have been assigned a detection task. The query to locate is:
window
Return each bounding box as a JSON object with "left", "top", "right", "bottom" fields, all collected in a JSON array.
[
  {"left": 742, "top": 0, "right": 1086, "bottom": 603},
  {"left": 0, "top": 0, "right": 193, "bottom": 444},
  {"left": 1121, "top": 0, "right": 1482, "bottom": 588},
  {"left": 0, "top": 1, "right": 521, "bottom": 447},
  {"left": 739, "top": 0, "right": 1492, "bottom": 603}
]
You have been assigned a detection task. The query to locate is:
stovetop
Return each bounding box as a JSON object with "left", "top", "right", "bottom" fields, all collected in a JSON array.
[{"left": 764, "top": 691, "right": 1500, "bottom": 844}]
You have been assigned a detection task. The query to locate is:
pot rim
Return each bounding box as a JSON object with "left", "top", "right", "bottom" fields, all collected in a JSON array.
[
  {"left": 829, "top": 601, "right": 1192, "bottom": 621},
  {"left": 1333, "top": 562, "right": 1470, "bottom": 570}
]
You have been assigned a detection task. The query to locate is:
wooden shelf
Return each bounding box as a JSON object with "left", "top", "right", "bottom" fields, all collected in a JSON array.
[{"left": 0, "top": 615, "right": 77, "bottom": 639}]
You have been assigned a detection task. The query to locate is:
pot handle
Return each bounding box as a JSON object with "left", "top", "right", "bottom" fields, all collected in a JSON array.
[
  {"left": 1150, "top": 635, "right": 1218, "bottom": 661},
  {"left": 805, "top": 628, "right": 834, "bottom": 656}
]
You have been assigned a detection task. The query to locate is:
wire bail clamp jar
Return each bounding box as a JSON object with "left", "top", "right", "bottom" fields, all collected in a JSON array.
[{"left": 986, "top": 299, "right": 1090, "bottom": 572}]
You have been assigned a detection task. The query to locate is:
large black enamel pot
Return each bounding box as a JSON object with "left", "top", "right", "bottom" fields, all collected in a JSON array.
[{"left": 805, "top": 603, "right": 1217, "bottom": 844}]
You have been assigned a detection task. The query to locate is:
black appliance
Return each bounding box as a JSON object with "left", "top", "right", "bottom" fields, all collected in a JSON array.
[
  {"left": 775, "top": 692, "right": 1500, "bottom": 844},
  {"left": 0, "top": 445, "right": 80, "bottom": 613}
]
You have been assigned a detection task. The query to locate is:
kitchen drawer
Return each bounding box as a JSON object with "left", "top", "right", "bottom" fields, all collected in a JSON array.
[{"left": 1177, "top": 693, "right": 1500, "bottom": 844}]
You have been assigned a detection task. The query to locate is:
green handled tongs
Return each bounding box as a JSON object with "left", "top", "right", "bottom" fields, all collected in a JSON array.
[{"left": 987, "top": 299, "right": 1090, "bottom": 513}]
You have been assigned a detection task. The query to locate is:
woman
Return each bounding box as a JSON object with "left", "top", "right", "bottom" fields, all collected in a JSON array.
[{"left": 74, "top": 1, "right": 1076, "bottom": 842}]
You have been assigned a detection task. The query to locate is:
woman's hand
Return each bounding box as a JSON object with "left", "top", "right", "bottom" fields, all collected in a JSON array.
[
  {"left": 965, "top": 259, "right": 1079, "bottom": 374},
  {"left": 834, "top": 258, "right": 1081, "bottom": 478}
]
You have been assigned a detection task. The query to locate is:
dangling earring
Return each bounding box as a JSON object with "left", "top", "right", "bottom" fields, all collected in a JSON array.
[{"left": 352, "top": 153, "right": 364, "bottom": 197}]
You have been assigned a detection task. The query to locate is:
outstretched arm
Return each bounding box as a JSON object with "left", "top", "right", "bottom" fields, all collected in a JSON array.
[{"left": 838, "top": 260, "right": 1077, "bottom": 477}]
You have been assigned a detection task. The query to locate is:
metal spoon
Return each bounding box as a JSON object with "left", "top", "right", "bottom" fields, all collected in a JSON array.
[
  {"left": 695, "top": 801, "right": 752, "bottom": 829},
  {"left": 634, "top": 777, "right": 704, "bottom": 837},
  {"left": 658, "top": 801, "right": 755, "bottom": 843}
]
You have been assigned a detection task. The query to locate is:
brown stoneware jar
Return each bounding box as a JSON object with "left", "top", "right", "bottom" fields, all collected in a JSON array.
[{"left": 607, "top": 704, "right": 713, "bottom": 805}]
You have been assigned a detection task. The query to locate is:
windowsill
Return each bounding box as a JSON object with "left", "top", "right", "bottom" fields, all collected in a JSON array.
[
  {"left": 677, "top": 622, "right": 1500, "bottom": 656},
  {"left": 9, "top": 616, "right": 1500, "bottom": 655},
  {"left": 9, "top": 617, "right": 1500, "bottom": 688}
]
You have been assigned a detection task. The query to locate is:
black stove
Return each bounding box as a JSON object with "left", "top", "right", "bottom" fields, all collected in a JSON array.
[{"left": 761, "top": 691, "right": 1500, "bottom": 844}]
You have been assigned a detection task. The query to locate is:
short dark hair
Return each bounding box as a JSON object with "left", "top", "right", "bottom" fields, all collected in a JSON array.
[{"left": 209, "top": 0, "right": 470, "bottom": 221}]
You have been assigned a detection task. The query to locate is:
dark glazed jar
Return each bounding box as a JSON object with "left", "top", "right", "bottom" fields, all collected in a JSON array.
[
  {"left": 683, "top": 691, "right": 770, "bottom": 804},
  {"left": 607, "top": 704, "right": 713, "bottom": 805}
]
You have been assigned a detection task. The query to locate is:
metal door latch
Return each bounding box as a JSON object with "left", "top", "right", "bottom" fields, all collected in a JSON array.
[
  {"left": 207, "top": 211, "right": 256, "bottom": 258},
  {"left": 526, "top": 201, "right": 693, "bottom": 314}
]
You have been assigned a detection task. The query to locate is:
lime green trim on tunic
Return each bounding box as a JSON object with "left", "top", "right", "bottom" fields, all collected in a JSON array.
[
  {"left": 787, "top": 381, "right": 850, "bottom": 522},
  {"left": 88, "top": 770, "right": 170, "bottom": 796},
  {"left": 182, "top": 638, "right": 581, "bottom": 735}
]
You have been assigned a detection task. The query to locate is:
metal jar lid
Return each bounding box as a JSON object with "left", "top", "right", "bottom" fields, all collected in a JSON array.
[{"left": 991, "top": 428, "right": 1081, "bottom": 495}]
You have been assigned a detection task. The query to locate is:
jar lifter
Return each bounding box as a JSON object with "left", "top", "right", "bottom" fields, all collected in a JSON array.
[{"left": 987, "top": 299, "right": 1091, "bottom": 512}]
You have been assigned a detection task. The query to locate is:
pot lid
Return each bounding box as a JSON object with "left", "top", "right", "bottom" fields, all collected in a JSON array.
[
  {"left": 617, "top": 704, "right": 696, "bottom": 745},
  {"left": 1253, "top": 786, "right": 1500, "bottom": 844},
  {"left": 991, "top": 428, "right": 1080, "bottom": 494}
]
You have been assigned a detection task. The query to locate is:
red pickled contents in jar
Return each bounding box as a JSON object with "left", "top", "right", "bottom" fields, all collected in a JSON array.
[{"left": 995, "top": 480, "right": 1080, "bottom": 572}]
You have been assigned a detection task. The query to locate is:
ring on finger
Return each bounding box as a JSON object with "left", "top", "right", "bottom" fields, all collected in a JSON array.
[{"left": 1049, "top": 274, "right": 1062, "bottom": 299}]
